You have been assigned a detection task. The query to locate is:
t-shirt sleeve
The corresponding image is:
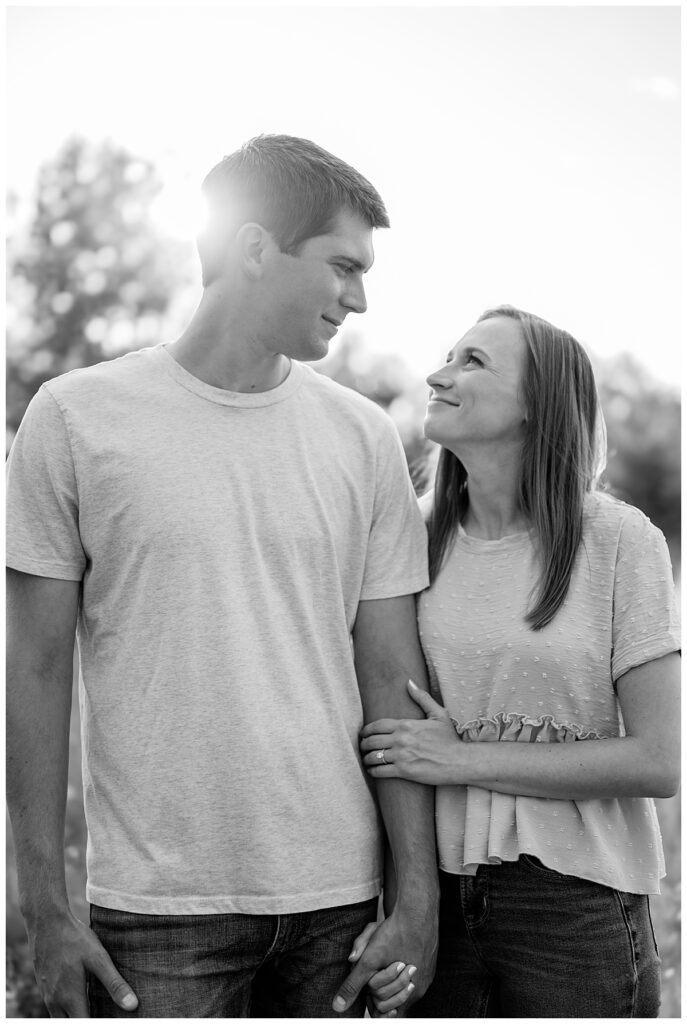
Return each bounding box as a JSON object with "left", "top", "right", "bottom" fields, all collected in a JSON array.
[
  {"left": 611, "top": 508, "right": 680, "bottom": 682},
  {"left": 6, "top": 384, "right": 87, "bottom": 580},
  {"left": 359, "top": 421, "right": 429, "bottom": 600}
]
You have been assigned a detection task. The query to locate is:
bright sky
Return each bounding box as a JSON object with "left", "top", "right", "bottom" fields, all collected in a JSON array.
[{"left": 6, "top": 4, "right": 681, "bottom": 389}]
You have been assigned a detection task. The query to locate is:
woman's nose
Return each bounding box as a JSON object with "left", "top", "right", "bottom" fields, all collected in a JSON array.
[{"left": 426, "top": 369, "right": 450, "bottom": 390}]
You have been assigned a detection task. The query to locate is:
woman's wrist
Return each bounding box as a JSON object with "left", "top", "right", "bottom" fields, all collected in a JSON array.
[{"left": 445, "top": 736, "right": 487, "bottom": 788}]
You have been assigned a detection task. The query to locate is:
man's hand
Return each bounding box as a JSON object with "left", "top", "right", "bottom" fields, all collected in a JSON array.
[
  {"left": 28, "top": 909, "right": 138, "bottom": 1017},
  {"left": 332, "top": 902, "right": 438, "bottom": 1015},
  {"left": 347, "top": 921, "right": 419, "bottom": 1018}
]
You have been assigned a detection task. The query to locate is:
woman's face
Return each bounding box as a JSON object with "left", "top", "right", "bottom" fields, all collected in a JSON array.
[{"left": 424, "top": 316, "right": 528, "bottom": 453}]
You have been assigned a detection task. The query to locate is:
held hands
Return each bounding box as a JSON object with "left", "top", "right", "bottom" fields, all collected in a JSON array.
[
  {"left": 332, "top": 903, "right": 437, "bottom": 1016},
  {"left": 348, "top": 922, "right": 417, "bottom": 1018},
  {"left": 361, "top": 680, "right": 462, "bottom": 786},
  {"left": 28, "top": 909, "right": 137, "bottom": 1017}
]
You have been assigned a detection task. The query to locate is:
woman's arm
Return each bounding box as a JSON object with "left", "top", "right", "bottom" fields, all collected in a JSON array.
[{"left": 361, "top": 653, "right": 680, "bottom": 800}]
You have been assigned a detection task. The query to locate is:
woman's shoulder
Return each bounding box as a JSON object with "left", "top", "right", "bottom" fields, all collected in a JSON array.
[{"left": 583, "top": 490, "right": 668, "bottom": 557}]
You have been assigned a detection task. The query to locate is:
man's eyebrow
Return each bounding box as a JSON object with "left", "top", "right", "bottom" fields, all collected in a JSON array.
[{"left": 332, "top": 255, "right": 372, "bottom": 273}]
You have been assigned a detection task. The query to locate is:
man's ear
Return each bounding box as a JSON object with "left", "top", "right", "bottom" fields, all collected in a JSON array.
[{"left": 236, "top": 222, "right": 272, "bottom": 279}]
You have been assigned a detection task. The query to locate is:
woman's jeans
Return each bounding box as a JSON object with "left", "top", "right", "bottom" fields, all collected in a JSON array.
[
  {"left": 88, "top": 897, "right": 377, "bottom": 1018},
  {"left": 410, "top": 858, "right": 661, "bottom": 1018}
]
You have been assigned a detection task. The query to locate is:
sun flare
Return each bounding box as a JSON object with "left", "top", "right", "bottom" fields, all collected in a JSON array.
[{"left": 150, "top": 178, "right": 208, "bottom": 241}]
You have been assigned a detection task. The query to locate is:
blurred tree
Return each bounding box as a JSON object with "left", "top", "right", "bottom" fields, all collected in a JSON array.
[
  {"left": 596, "top": 355, "right": 680, "bottom": 547},
  {"left": 6, "top": 136, "right": 196, "bottom": 444}
]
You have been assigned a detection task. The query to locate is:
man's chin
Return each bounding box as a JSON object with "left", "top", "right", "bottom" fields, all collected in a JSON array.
[{"left": 299, "top": 339, "right": 331, "bottom": 363}]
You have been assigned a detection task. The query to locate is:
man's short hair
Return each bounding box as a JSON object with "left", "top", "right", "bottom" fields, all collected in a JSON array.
[{"left": 198, "top": 134, "right": 390, "bottom": 285}]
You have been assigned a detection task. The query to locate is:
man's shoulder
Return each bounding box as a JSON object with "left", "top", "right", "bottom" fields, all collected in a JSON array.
[
  {"left": 43, "top": 346, "right": 159, "bottom": 407},
  {"left": 301, "top": 364, "right": 394, "bottom": 426}
]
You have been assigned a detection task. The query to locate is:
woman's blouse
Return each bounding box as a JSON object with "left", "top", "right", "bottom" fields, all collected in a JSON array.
[{"left": 417, "top": 491, "right": 680, "bottom": 894}]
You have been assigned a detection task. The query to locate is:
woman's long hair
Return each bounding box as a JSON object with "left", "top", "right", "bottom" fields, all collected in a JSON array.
[{"left": 427, "top": 304, "right": 606, "bottom": 631}]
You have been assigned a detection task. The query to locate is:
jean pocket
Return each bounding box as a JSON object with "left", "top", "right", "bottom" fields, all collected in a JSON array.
[{"left": 519, "top": 854, "right": 570, "bottom": 878}]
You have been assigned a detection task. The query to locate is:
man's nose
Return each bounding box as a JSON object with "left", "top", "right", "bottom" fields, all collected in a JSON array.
[{"left": 343, "top": 277, "right": 367, "bottom": 315}]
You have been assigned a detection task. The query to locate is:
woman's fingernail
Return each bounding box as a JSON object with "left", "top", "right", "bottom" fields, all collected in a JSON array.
[
  {"left": 407, "top": 982, "right": 415, "bottom": 993},
  {"left": 395, "top": 962, "right": 406, "bottom": 974},
  {"left": 408, "top": 965, "right": 417, "bottom": 978}
]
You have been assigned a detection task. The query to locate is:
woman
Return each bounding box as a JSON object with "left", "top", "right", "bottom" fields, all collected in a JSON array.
[{"left": 354, "top": 305, "right": 680, "bottom": 1018}]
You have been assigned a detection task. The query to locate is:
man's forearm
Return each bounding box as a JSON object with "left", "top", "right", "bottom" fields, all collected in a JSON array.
[
  {"left": 7, "top": 662, "right": 74, "bottom": 925},
  {"left": 360, "top": 686, "right": 439, "bottom": 910},
  {"left": 350, "top": 599, "right": 440, "bottom": 1008},
  {"left": 6, "top": 569, "right": 80, "bottom": 927},
  {"left": 352, "top": 596, "right": 440, "bottom": 909}
]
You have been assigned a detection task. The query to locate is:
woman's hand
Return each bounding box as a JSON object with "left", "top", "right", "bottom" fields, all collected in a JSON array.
[
  {"left": 361, "top": 680, "right": 463, "bottom": 786},
  {"left": 348, "top": 922, "right": 418, "bottom": 1018}
]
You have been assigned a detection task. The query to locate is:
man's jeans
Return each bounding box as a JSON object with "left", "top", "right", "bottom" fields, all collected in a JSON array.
[
  {"left": 88, "top": 897, "right": 377, "bottom": 1018},
  {"left": 410, "top": 858, "right": 661, "bottom": 1018}
]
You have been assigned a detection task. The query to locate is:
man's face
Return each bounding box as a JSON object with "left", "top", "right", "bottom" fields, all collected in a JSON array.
[{"left": 258, "top": 208, "right": 375, "bottom": 362}]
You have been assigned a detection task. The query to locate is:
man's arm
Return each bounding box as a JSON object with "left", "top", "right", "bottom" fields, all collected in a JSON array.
[
  {"left": 6, "top": 567, "right": 138, "bottom": 1017},
  {"left": 333, "top": 595, "right": 439, "bottom": 1014}
]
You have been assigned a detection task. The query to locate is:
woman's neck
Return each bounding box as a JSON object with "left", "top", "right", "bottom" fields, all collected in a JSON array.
[{"left": 453, "top": 444, "right": 527, "bottom": 540}]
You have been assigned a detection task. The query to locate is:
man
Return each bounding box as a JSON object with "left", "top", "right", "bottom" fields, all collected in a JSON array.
[{"left": 7, "top": 135, "right": 438, "bottom": 1018}]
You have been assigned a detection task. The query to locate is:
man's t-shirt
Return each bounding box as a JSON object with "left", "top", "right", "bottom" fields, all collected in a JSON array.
[{"left": 6, "top": 346, "right": 429, "bottom": 914}]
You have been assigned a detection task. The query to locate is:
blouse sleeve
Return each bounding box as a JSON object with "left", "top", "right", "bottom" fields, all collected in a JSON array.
[{"left": 611, "top": 507, "right": 680, "bottom": 682}]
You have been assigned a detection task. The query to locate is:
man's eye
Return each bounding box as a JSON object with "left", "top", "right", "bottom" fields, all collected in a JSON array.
[{"left": 466, "top": 353, "right": 483, "bottom": 366}]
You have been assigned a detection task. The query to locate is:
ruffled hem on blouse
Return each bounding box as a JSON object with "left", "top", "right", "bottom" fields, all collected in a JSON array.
[{"left": 451, "top": 710, "right": 613, "bottom": 744}]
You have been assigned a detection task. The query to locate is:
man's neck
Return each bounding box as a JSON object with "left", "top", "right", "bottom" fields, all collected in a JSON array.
[{"left": 167, "top": 289, "right": 291, "bottom": 393}]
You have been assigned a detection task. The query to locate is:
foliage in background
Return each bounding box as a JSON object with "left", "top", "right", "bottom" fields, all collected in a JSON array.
[
  {"left": 6, "top": 140, "right": 681, "bottom": 1017},
  {"left": 6, "top": 136, "right": 196, "bottom": 444},
  {"left": 597, "top": 357, "right": 681, "bottom": 544}
]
